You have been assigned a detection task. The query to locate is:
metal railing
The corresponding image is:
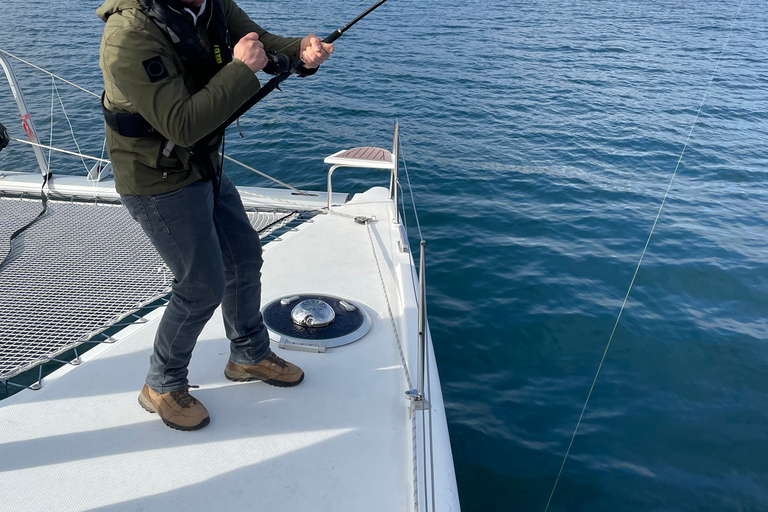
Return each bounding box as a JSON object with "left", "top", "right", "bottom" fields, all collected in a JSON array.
[
  {"left": 390, "top": 122, "right": 400, "bottom": 224},
  {"left": 0, "top": 51, "right": 49, "bottom": 177},
  {"left": 325, "top": 122, "right": 400, "bottom": 213}
]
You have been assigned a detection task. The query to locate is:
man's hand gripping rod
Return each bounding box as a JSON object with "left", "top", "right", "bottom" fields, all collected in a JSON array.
[{"left": 209, "top": 0, "right": 391, "bottom": 137}]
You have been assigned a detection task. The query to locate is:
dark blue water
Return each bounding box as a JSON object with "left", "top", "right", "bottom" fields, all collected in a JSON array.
[{"left": 2, "top": 0, "right": 768, "bottom": 510}]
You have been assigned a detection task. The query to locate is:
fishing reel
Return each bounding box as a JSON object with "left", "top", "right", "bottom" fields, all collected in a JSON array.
[
  {"left": 263, "top": 51, "right": 292, "bottom": 75},
  {"left": 0, "top": 122, "right": 9, "bottom": 152}
]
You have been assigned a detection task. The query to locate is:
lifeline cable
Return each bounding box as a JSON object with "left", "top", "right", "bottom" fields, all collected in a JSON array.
[
  {"left": 397, "top": 131, "right": 438, "bottom": 512},
  {"left": 8, "top": 137, "right": 110, "bottom": 163},
  {"left": 543, "top": 2, "right": 746, "bottom": 510},
  {"left": 0, "top": 49, "right": 100, "bottom": 98},
  {"left": 0, "top": 58, "right": 310, "bottom": 193}
]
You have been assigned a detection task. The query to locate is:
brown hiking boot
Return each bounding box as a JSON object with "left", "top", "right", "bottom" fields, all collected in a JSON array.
[
  {"left": 224, "top": 351, "right": 304, "bottom": 387},
  {"left": 138, "top": 384, "right": 210, "bottom": 431}
]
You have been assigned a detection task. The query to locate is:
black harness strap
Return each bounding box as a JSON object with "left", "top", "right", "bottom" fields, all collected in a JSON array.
[
  {"left": 0, "top": 172, "right": 52, "bottom": 272},
  {"left": 102, "top": 93, "right": 157, "bottom": 137}
]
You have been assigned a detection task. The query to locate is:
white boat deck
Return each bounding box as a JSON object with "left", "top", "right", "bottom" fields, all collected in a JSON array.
[{"left": 0, "top": 185, "right": 458, "bottom": 511}]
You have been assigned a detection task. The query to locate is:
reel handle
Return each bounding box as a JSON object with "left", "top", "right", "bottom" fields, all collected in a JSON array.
[{"left": 266, "top": 33, "right": 337, "bottom": 77}]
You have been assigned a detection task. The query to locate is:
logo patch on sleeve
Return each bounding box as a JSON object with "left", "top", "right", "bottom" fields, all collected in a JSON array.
[{"left": 142, "top": 56, "right": 169, "bottom": 82}]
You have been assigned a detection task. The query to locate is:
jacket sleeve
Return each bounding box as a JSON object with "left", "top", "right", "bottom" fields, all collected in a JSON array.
[
  {"left": 221, "top": 0, "right": 303, "bottom": 61},
  {"left": 101, "top": 10, "right": 261, "bottom": 148}
]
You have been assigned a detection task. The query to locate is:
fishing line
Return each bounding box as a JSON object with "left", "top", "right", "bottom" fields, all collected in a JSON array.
[
  {"left": 270, "top": 0, "right": 376, "bottom": 56},
  {"left": 543, "top": 2, "right": 745, "bottom": 510},
  {"left": 329, "top": 0, "right": 378, "bottom": 30},
  {"left": 265, "top": 0, "right": 377, "bottom": 61}
]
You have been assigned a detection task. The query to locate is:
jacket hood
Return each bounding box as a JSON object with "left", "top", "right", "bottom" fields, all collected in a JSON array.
[{"left": 96, "top": 0, "right": 142, "bottom": 22}]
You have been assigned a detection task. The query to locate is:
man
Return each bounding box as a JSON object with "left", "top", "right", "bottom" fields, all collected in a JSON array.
[{"left": 97, "top": 0, "right": 333, "bottom": 431}]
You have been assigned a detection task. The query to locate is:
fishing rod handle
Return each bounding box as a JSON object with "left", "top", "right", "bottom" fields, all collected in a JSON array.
[{"left": 323, "top": 30, "right": 343, "bottom": 44}]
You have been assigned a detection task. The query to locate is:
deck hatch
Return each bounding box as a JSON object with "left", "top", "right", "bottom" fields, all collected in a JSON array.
[{"left": 262, "top": 294, "right": 372, "bottom": 353}]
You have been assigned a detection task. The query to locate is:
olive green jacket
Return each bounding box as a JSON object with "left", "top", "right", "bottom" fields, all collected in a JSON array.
[{"left": 97, "top": 0, "right": 303, "bottom": 195}]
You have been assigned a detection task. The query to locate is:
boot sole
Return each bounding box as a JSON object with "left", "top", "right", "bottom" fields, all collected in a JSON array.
[
  {"left": 138, "top": 394, "right": 210, "bottom": 431},
  {"left": 224, "top": 369, "right": 305, "bottom": 387}
]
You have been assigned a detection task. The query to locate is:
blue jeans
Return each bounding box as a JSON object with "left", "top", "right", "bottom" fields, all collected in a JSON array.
[{"left": 121, "top": 174, "right": 271, "bottom": 393}]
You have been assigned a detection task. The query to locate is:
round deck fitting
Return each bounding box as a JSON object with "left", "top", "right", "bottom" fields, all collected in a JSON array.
[
  {"left": 262, "top": 294, "right": 372, "bottom": 352},
  {"left": 291, "top": 299, "right": 336, "bottom": 327}
]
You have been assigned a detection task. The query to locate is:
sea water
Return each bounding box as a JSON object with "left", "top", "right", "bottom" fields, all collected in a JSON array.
[{"left": 1, "top": 0, "right": 767, "bottom": 510}]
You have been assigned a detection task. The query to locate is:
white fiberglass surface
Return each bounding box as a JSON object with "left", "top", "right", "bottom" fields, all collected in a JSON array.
[{"left": 0, "top": 191, "right": 414, "bottom": 511}]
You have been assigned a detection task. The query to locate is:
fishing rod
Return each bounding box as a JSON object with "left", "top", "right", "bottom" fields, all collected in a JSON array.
[
  {"left": 208, "top": 0, "right": 392, "bottom": 137},
  {"left": 319, "top": 0, "right": 392, "bottom": 45}
]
